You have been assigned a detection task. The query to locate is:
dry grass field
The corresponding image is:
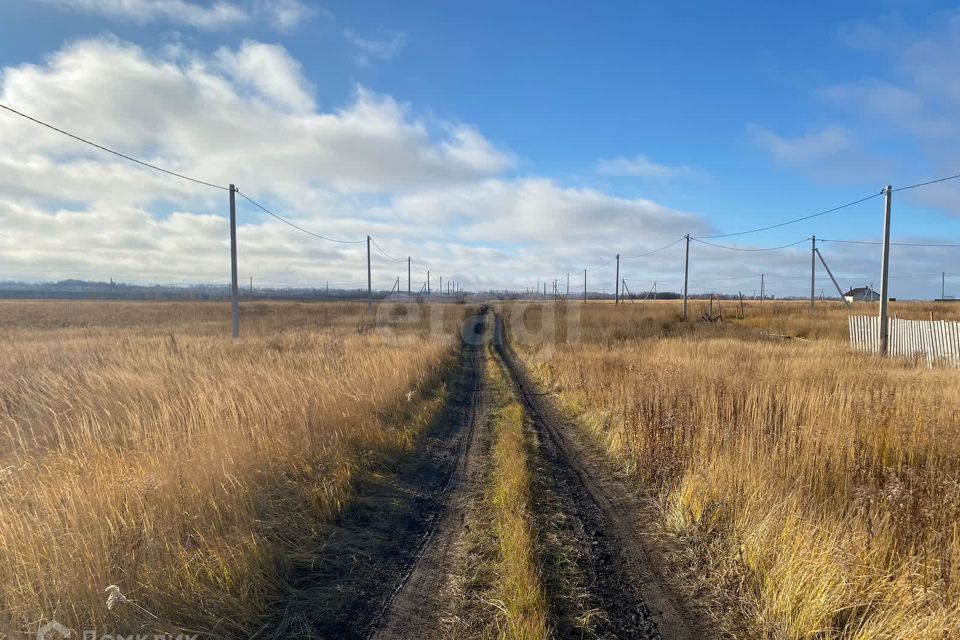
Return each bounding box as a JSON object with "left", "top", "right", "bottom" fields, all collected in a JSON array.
[
  {"left": 514, "top": 299, "right": 960, "bottom": 639},
  {"left": 0, "top": 300, "right": 465, "bottom": 637}
]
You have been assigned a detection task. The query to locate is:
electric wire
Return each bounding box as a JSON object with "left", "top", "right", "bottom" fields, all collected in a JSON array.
[
  {"left": 691, "top": 237, "right": 811, "bottom": 252},
  {"left": 894, "top": 172, "right": 960, "bottom": 192},
  {"left": 236, "top": 190, "right": 366, "bottom": 244},
  {"left": 695, "top": 193, "right": 883, "bottom": 239},
  {"left": 0, "top": 103, "right": 229, "bottom": 191},
  {"left": 621, "top": 236, "right": 686, "bottom": 259},
  {"left": 369, "top": 237, "right": 407, "bottom": 262},
  {"left": 820, "top": 238, "right": 960, "bottom": 248}
]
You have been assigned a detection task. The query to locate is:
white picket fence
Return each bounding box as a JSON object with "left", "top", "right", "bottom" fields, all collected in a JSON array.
[{"left": 849, "top": 315, "right": 960, "bottom": 366}]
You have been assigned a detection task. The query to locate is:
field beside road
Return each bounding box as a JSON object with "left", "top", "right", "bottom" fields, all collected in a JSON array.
[
  {"left": 515, "top": 300, "right": 960, "bottom": 639},
  {"left": 0, "top": 300, "right": 465, "bottom": 637}
]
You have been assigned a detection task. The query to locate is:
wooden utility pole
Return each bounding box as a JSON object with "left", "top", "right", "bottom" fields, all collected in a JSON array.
[
  {"left": 810, "top": 235, "right": 816, "bottom": 312},
  {"left": 366, "top": 235, "right": 372, "bottom": 312},
  {"left": 229, "top": 184, "right": 239, "bottom": 339},
  {"left": 682, "top": 234, "right": 690, "bottom": 320},
  {"left": 615, "top": 254, "right": 620, "bottom": 305},
  {"left": 879, "top": 185, "right": 893, "bottom": 354}
]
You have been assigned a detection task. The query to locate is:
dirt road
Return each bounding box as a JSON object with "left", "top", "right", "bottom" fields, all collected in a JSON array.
[
  {"left": 492, "top": 311, "right": 707, "bottom": 640},
  {"left": 265, "top": 309, "right": 706, "bottom": 639}
]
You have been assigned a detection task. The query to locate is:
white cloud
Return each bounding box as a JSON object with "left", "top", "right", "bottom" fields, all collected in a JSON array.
[
  {"left": 254, "top": 0, "right": 315, "bottom": 32},
  {"left": 40, "top": 0, "right": 250, "bottom": 30},
  {"left": 596, "top": 154, "right": 699, "bottom": 179},
  {"left": 748, "top": 125, "right": 853, "bottom": 166},
  {"left": 39, "top": 0, "right": 316, "bottom": 31},
  {"left": 343, "top": 28, "right": 407, "bottom": 65},
  {"left": 215, "top": 41, "right": 315, "bottom": 113}
]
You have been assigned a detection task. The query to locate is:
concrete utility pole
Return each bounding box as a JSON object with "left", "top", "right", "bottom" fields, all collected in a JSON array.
[
  {"left": 408, "top": 257, "right": 411, "bottom": 298},
  {"left": 366, "top": 235, "right": 372, "bottom": 312},
  {"left": 566, "top": 273, "right": 570, "bottom": 297},
  {"left": 439, "top": 276, "right": 443, "bottom": 298},
  {"left": 615, "top": 254, "right": 620, "bottom": 305},
  {"left": 810, "top": 235, "right": 816, "bottom": 312},
  {"left": 879, "top": 185, "right": 893, "bottom": 354},
  {"left": 583, "top": 269, "right": 587, "bottom": 303},
  {"left": 760, "top": 273, "right": 765, "bottom": 304},
  {"left": 229, "top": 185, "right": 239, "bottom": 338},
  {"left": 249, "top": 276, "right": 253, "bottom": 297},
  {"left": 682, "top": 234, "right": 690, "bottom": 320}
]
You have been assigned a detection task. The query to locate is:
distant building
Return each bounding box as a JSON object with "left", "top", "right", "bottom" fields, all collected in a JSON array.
[{"left": 843, "top": 285, "right": 880, "bottom": 302}]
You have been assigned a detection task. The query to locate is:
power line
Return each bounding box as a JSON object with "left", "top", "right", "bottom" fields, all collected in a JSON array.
[
  {"left": 370, "top": 237, "right": 407, "bottom": 262},
  {"left": 236, "top": 190, "right": 366, "bottom": 244},
  {"left": 0, "top": 103, "right": 229, "bottom": 191},
  {"left": 821, "top": 238, "right": 960, "bottom": 248},
  {"left": 894, "top": 172, "right": 960, "bottom": 192},
  {"left": 696, "top": 193, "right": 883, "bottom": 239},
  {"left": 621, "top": 236, "right": 686, "bottom": 259},
  {"left": 585, "top": 255, "right": 616, "bottom": 272},
  {"left": 691, "top": 236, "right": 811, "bottom": 252}
]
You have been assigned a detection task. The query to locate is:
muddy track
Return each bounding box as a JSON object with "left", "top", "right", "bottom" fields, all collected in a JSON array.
[
  {"left": 368, "top": 311, "right": 489, "bottom": 639},
  {"left": 260, "top": 311, "right": 489, "bottom": 640},
  {"left": 491, "top": 312, "right": 708, "bottom": 640}
]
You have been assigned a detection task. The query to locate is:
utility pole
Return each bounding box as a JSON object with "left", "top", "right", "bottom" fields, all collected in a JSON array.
[
  {"left": 682, "top": 234, "right": 690, "bottom": 320},
  {"left": 439, "top": 276, "right": 443, "bottom": 298},
  {"left": 583, "top": 269, "right": 587, "bottom": 303},
  {"left": 407, "top": 257, "right": 411, "bottom": 298},
  {"left": 615, "top": 254, "right": 620, "bottom": 305},
  {"left": 249, "top": 275, "right": 253, "bottom": 297},
  {"left": 810, "top": 235, "right": 816, "bottom": 312},
  {"left": 229, "top": 184, "right": 239, "bottom": 339},
  {"left": 427, "top": 271, "right": 431, "bottom": 298},
  {"left": 879, "top": 185, "right": 893, "bottom": 354},
  {"left": 366, "top": 235, "right": 372, "bottom": 312},
  {"left": 566, "top": 273, "right": 570, "bottom": 297},
  {"left": 760, "top": 273, "right": 764, "bottom": 304},
  {"left": 816, "top": 249, "right": 851, "bottom": 309}
]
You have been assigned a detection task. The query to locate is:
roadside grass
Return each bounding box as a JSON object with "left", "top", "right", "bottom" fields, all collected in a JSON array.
[
  {"left": 490, "top": 401, "right": 550, "bottom": 640},
  {"left": 509, "top": 300, "right": 960, "bottom": 639},
  {"left": 0, "top": 300, "right": 465, "bottom": 637}
]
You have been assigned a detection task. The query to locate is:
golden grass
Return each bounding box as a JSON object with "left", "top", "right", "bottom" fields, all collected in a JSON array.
[
  {"left": 0, "top": 300, "right": 464, "bottom": 636},
  {"left": 486, "top": 353, "right": 550, "bottom": 640},
  {"left": 512, "top": 300, "right": 960, "bottom": 639}
]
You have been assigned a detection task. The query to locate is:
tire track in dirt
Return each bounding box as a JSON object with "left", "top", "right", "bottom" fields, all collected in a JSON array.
[
  {"left": 368, "top": 310, "right": 490, "bottom": 639},
  {"left": 491, "top": 311, "right": 708, "bottom": 640},
  {"left": 260, "top": 311, "right": 489, "bottom": 640}
]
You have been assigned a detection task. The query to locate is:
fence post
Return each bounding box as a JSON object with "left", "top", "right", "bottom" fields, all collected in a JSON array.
[
  {"left": 879, "top": 185, "right": 892, "bottom": 354},
  {"left": 229, "top": 184, "right": 239, "bottom": 339}
]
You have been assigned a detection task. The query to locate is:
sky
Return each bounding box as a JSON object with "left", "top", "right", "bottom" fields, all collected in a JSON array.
[{"left": 1, "top": 0, "right": 959, "bottom": 299}]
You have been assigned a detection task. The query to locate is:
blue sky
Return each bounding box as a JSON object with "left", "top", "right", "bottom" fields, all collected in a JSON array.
[{"left": 0, "top": 0, "right": 958, "bottom": 298}]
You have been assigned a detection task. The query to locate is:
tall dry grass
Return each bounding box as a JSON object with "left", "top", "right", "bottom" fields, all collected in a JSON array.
[
  {"left": 514, "top": 300, "right": 960, "bottom": 638},
  {"left": 0, "top": 300, "right": 463, "bottom": 637}
]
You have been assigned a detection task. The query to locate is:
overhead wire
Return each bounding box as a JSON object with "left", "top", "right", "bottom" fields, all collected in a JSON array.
[
  {"left": 236, "top": 190, "right": 366, "bottom": 244},
  {"left": 691, "top": 237, "right": 811, "bottom": 252},
  {"left": 820, "top": 238, "right": 960, "bottom": 248},
  {"left": 0, "top": 103, "right": 229, "bottom": 191},
  {"left": 621, "top": 236, "right": 686, "bottom": 259}
]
